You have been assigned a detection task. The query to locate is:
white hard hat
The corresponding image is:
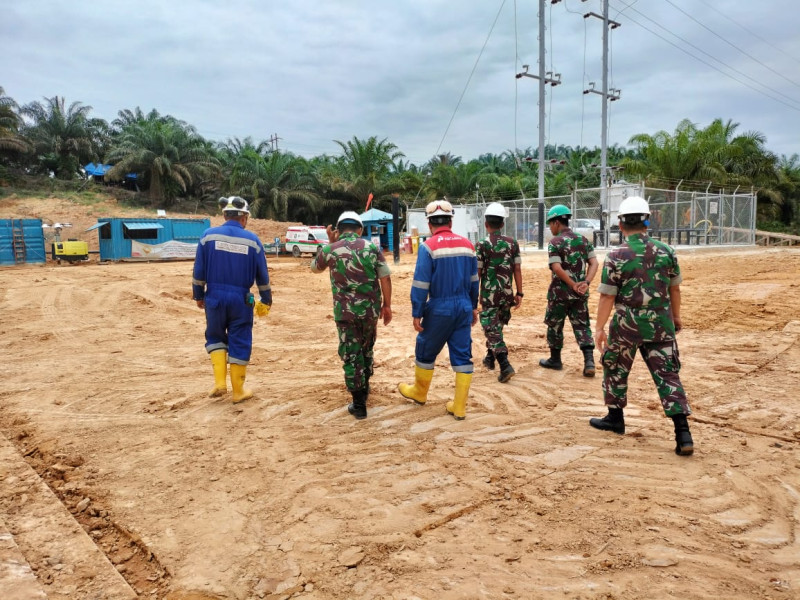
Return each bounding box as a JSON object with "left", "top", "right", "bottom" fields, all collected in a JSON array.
[
  {"left": 617, "top": 196, "right": 650, "bottom": 217},
  {"left": 425, "top": 199, "right": 454, "bottom": 219},
  {"left": 337, "top": 211, "right": 363, "bottom": 227},
  {"left": 484, "top": 202, "right": 507, "bottom": 219},
  {"left": 219, "top": 196, "right": 250, "bottom": 215}
]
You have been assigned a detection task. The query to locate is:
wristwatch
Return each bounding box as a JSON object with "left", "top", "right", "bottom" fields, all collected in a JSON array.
[{"left": 515, "top": 292, "right": 524, "bottom": 297}]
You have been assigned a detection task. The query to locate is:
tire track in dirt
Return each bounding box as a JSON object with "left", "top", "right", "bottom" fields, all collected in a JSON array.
[
  {"left": 234, "top": 338, "right": 799, "bottom": 597},
  {"left": 2, "top": 247, "right": 800, "bottom": 598}
]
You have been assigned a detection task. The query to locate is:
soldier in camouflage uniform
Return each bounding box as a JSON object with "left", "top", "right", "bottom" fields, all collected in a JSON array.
[
  {"left": 590, "top": 196, "right": 694, "bottom": 456},
  {"left": 311, "top": 211, "right": 392, "bottom": 420},
  {"left": 539, "top": 204, "right": 599, "bottom": 377},
  {"left": 476, "top": 202, "right": 523, "bottom": 383}
]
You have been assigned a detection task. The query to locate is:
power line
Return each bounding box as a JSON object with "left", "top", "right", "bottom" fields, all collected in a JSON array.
[
  {"left": 431, "top": 0, "right": 508, "bottom": 159},
  {"left": 663, "top": 0, "right": 800, "bottom": 90},
  {"left": 609, "top": 0, "right": 800, "bottom": 113},
  {"left": 612, "top": 0, "right": 639, "bottom": 17},
  {"left": 412, "top": 0, "right": 508, "bottom": 206},
  {"left": 694, "top": 0, "right": 800, "bottom": 69}
]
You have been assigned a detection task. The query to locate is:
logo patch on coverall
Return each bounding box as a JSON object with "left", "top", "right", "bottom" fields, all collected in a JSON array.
[{"left": 215, "top": 241, "right": 248, "bottom": 255}]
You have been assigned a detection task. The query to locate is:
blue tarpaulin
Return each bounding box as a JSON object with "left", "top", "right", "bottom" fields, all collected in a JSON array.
[
  {"left": 84, "top": 163, "right": 137, "bottom": 179},
  {"left": 85, "top": 163, "right": 111, "bottom": 177}
]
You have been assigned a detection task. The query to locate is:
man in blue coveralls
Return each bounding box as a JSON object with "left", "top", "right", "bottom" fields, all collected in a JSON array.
[
  {"left": 398, "top": 200, "right": 479, "bottom": 420},
  {"left": 192, "top": 196, "right": 272, "bottom": 403}
]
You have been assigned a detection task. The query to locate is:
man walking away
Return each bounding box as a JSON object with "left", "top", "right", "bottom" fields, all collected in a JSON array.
[
  {"left": 539, "top": 204, "right": 598, "bottom": 377},
  {"left": 590, "top": 196, "right": 694, "bottom": 455},
  {"left": 398, "top": 200, "right": 479, "bottom": 420},
  {"left": 476, "top": 202, "right": 523, "bottom": 383},
  {"left": 193, "top": 197, "right": 272, "bottom": 403},
  {"left": 312, "top": 211, "right": 392, "bottom": 420}
]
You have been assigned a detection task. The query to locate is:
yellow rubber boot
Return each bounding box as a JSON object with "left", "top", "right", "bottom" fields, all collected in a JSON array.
[
  {"left": 209, "top": 350, "right": 228, "bottom": 397},
  {"left": 446, "top": 372, "right": 472, "bottom": 420},
  {"left": 230, "top": 363, "right": 253, "bottom": 404},
  {"left": 398, "top": 366, "right": 434, "bottom": 405}
]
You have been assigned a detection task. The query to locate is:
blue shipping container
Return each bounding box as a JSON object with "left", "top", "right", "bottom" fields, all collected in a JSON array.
[
  {"left": 0, "top": 219, "right": 47, "bottom": 266},
  {"left": 85, "top": 218, "right": 210, "bottom": 261}
]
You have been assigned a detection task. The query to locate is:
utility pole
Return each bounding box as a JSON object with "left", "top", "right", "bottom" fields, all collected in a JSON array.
[
  {"left": 582, "top": 0, "right": 620, "bottom": 246},
  {"left": 268, "top": 133, "right": 281, "bottom": 152},
  {"left": 516, "top": 0, "right": 562, "bottom": 249}
]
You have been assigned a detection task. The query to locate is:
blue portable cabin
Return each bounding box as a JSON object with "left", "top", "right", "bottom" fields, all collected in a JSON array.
[
  {"left": 85, "top": 217, "right": 210, "bottom": 261},
  {"left": 0, "top": 218, "right": 47, "bottom": 266},
  {"left": 359, "top": 208, "right": 395, "bottom": 252}
]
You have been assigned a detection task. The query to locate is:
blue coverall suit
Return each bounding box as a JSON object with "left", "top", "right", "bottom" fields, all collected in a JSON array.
[
  {"left": 192, "top": 220, "right": 271, "bottom": 365},
  {"left": 410, "top": 227, "right": 479, "bottom": 373}
]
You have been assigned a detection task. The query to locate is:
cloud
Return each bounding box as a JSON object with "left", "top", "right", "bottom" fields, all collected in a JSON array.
[{"left": 2, "top": 0, "right": 798, "bottom": 163}]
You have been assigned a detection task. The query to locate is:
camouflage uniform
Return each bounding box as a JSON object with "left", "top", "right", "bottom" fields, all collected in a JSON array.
[
  {"left": 476, "top": 232, "right": 520, "bottom": 354},
  {"left": 311, "top": 232, "right": 391, "bottom": 391},
  {"left": 597, "top": 233, "right": 691, "bottom": 417},
  {"left": 545, "top": 229, "right": 595, "bottom": 350}
]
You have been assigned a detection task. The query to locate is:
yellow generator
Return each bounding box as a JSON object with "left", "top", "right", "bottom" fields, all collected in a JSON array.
[{"left": 51, "top": 239, "right": 89, "bottom": 264}]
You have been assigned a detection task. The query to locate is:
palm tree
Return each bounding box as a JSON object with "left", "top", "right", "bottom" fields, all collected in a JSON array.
[
  {"left": 0, "top": 87, "right": 29, "bottom": 156},
  {"left": 424, "top": 152, "right": 463, "bottom": 172},
  {"left": 227, "top": 149, "right": 321, "bottom": 221},
  {"left": 557, "top": 147, "right": 601, "bottom": 189},
  {"left": 474, "top": 152, "right": 515, "bottom": 176},
  {"left": 699, "top": 119, "right": 777, "bottom": 189},
  {"left": 111, "top": 107, "right": 167, "bottom": 134},
  {"left": 760, "top": 154, "right": 800, "bottom": 226},
  {"left": 218, "top": 136, "right": 272, "bottom": 164},
  {"left": 320, "top": 136, "right": 407, "bottom": 211},
  {"left": 105, "top": 116, "right": 220, "bottom": 204},
  {"left": 621, "top": 118, "right": 777, "bottom": 192},
  {"left": 427, "top": 161, "right": 486, "bottom": 202},
  {"left": 621, "top": 119, "right": 728, "bottom": 188},
  {"left": 20, "top": 95, "right": 106, "bottom": 178}
]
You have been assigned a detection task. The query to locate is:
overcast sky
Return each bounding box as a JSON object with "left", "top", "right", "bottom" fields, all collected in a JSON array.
[{"left": 3, "top": 0, "right": 799, "bottom": 167}]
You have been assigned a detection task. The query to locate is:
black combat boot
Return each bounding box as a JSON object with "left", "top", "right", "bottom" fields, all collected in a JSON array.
[
  {"left": 482, "top": 349, "right": 496, "bottom": 370},
  {"left": 496, "top": 352, "right": 515, "bottom": 383},
  {"left": 589, "top": 407, "right": 625, "bottom": 434},
  {"left": 347, "top": 389, "right": 367, "bottom": 420},
  {"left": 581, "top": 346, "right": 596, "bottom": 377},
  {"left": 539, "top": 348, "right": 563, "bottom": 370},
  {"left": 671, "top": 413, "right": 694, "bottom": 456}
]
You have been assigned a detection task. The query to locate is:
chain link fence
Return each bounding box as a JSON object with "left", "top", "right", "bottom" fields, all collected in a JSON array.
[{"left": 406, "top": 185, "right": 756, "bottom": 248}]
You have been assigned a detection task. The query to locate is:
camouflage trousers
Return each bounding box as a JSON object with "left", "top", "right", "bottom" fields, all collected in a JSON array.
[
  {"left": 601, "top": 334, "right": 691, "bottom": 417},
  {"left": 544, "top": 296, "right": 593, "bottom": 350},
  {"left": 336, "top": 319, "right": 377, "bottom": 391},
  {"left": 480, "top": 305, "right": 512, "bottom": 354}
]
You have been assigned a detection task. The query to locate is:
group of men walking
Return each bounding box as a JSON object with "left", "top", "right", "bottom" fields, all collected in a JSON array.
[{"left": 193, "top": 195, "right": 694, "bottom": 456}]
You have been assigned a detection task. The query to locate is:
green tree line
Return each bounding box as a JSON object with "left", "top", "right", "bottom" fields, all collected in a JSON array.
[{"left": 1, "top": 87, "right": 798, "bottom": 231}]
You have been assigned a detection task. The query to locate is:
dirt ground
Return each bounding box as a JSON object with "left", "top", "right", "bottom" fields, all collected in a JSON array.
[{"left": 1, "top": 197, "right": 799, "bottom": 600}]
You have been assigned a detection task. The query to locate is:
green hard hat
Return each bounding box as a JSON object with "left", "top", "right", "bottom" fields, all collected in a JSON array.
[{"left": 546, "top": 204, "right": 571, "bottom": 222}]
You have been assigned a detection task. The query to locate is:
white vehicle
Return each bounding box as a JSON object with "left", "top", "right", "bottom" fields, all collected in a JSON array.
[
  {"left": 531, "top": 218, "right": 601, "bottom": 246},
  {"left": 573, "top": 218, "right": 601, "bottom": 240},
  {"left": 285, "top": 226, "right": 328, "bottom": 257}
]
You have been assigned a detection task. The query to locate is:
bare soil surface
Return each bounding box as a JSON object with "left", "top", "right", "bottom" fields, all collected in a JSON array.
[{"left": 1, "top": 197, "right": 799, "bottom": 599}]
